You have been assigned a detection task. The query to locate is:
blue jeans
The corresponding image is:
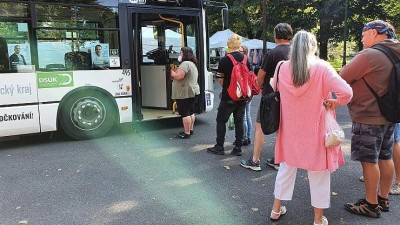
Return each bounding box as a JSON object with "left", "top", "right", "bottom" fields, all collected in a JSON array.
[
  {"left": 216, "top": 100, "right": 246, "bottom": 147},
  {"left": 243, "top": 99, "right": 252, "bottom": 139}
]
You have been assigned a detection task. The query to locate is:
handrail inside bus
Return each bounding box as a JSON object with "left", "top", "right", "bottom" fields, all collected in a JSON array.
[{"left": 158, "top": 14, "right": 185, "bottom": 47}]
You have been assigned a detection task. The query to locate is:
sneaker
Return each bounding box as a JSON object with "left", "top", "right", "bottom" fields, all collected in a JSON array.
[
  {"left": 242, "top": 138, "right": 251, "bottom": 146},
  {"left": 207, "top": 145, "right": 225, "bottom": 155},
  {"left": 378, "top": 195, "right": 389, "bottom": 212},
  {"left": 389, "top": 183, "right": 400, "bottom": 195},
  {"left": 240, "top": 158, "right": 261, "bottom": 171},
  {"left": 345, "top": 199, "right": 381, "bottom": 218},
  {"left": 230, "top": 146, "right": 242, "bottom": 156},
  {"left": 266, "top": 158, "right": 279, "bottom": 171}
]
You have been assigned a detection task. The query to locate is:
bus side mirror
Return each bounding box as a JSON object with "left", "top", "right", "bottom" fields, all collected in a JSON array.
[{"left": 221, "top": 8, "right": 228, "bottom": 30}]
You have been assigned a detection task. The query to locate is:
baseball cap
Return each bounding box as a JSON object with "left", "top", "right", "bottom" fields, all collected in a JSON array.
[{"left": 362, "top": 20, "right": 397, "bottom": 39}]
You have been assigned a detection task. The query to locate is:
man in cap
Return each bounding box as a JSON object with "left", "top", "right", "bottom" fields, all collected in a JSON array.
[{"left": 340, "top": 20, "right": 400, "bottom": 218}]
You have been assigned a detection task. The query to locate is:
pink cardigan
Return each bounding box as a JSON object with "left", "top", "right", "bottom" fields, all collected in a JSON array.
[{"left": 272, "top": 60, "right": 353, "bottom": 172}]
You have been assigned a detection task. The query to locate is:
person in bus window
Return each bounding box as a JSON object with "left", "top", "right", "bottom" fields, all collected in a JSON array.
[
  {"left": 170, "top": 47, "right": 200, "bottom": 139},
  {"left": 9, "top": 45, "right": 27, "bottom": 71},
  {"left": 92, "top": 44, "right": 109, "bottom": 68},
  {"left": 0, "top": 37, "right": 9, "bottom": 73}
]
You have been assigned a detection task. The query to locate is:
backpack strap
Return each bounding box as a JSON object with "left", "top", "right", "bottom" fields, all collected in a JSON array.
[
  {"left": 226, "top": 54, "right": 238, "bottom": 65},
  {"left": 372, "top": 44, "right": 400, "bottom": 65},
  {"left": 242, "top": 55, "right": 248, "bottom": 64},
  {"left": 362, "top": 44, "right": 400, "bottom": 98}
]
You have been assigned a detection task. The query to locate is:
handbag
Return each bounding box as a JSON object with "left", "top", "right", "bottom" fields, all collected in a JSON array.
[
  {"left": 325, "top": 109, "right": 345, "bottom": 147},
  {"left": 260, "top": 62, "right": 283, "bottom": 135}
]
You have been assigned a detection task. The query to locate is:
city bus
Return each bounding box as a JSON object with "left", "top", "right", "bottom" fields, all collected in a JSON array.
[{"left": 0, "top": 0, "right": 222, "bottom": 140}]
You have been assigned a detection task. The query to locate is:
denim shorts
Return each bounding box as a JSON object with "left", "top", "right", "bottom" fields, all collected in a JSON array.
[
  {"left": 351, "top": 122, "right": 395, "bottom": 163},
  {"left": 395, "top": 123, "right": 400, "bottom": 143}
]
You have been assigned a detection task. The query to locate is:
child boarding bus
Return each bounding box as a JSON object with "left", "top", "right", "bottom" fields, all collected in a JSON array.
[{"left": 0, "top": 0, "right": 225, "bottom": 140}]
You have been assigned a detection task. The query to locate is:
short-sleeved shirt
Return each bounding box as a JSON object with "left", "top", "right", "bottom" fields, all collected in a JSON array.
[
  {"left": 260, "top": 44, "right": 290, "bottom": 95},
  {"left": 171, "top": 60, "right": 200, "bottom": 99},
  {"left": 216, "top": 51, "right": 251, "bottom": 101}
]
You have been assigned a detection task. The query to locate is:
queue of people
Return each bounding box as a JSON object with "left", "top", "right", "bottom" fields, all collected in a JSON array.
[{"left": 174, "top": 19, "right": 399, "bottom": 224}]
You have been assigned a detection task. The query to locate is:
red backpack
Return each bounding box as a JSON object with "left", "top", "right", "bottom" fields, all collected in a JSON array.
[{"left": 226, "top": 54, "right": 260, "bottom": 101}]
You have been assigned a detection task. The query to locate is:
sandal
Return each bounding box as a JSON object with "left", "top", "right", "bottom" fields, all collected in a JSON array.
[
  {"left": 177, "top": 132, "right": 190, "bottom": 139},
  {"left": 314, "top": 216, "right": 328, "bottom": 225},
  {"left": 270, "top": 206, "right": 287, "bottom": 221}
]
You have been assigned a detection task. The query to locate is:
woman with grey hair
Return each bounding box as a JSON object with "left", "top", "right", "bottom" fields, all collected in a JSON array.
[{"left": 269, "top": 31, "right": 353, "bottom": 225}]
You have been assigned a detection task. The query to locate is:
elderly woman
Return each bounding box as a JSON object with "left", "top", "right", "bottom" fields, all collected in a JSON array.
[
  {"left": 170, "top": 47, "right": 200, "bottom": 139},
  {"left": 269, "top": 31, "right": 353, "bottom": 225}
]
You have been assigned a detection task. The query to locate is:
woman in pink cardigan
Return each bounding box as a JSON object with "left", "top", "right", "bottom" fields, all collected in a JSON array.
[{"left": 269, "top": 31, "right": 353, "bottom": 225}]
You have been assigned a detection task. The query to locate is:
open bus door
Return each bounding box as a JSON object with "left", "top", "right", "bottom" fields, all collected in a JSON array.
[{"left": 120, "top": 4, "right": 203, "bottom": 121}]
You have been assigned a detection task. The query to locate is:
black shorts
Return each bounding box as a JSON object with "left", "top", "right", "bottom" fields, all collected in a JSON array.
[
  {"left": 351, "top": 122, "right": 395, "bottom": 163},
  {"left": 176, "top": 97, "right": 196, "bottom": 117}
]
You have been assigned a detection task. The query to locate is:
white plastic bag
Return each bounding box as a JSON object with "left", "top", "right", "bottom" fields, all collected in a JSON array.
[{"left": 325, "top": 110, "right": 344, "bottom": 147}]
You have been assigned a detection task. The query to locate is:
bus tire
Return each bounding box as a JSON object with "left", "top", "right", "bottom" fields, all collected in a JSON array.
[{"left": 59, "top": 92, "right": 116, "bottom": 140}]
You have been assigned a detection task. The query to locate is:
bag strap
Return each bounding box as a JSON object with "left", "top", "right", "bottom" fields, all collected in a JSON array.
[
  {"left": 227, "top": 53, "right": 248, "bottom": 65},
  {"left": 372, "top": 44, "right": 400, "bottom": 65},
  {"left": 275, "top": 61, "right": 284, "bottom": 92},
  {"left": 226, "top": 54, "right": 238, "bottom": 65},
  {"left": 362, "top": 44, "right": 399, "bottom": 99},
  {"left": 242, "top": 55, "right": 248, "bottom": 64}
]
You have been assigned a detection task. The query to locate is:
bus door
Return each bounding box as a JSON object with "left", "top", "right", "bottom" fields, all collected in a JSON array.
[{"left": 126, "top": 6, "right": 201, "bottom": 120}]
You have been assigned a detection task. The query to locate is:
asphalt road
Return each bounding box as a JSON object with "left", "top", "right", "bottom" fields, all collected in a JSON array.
[{"left": 0, "top": 83, "right": 399, "bottom": 225}]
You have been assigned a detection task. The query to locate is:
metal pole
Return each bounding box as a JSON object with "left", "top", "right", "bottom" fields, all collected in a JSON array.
[{"left": 342, "top": 0, "right": 348, "bottom": 67}]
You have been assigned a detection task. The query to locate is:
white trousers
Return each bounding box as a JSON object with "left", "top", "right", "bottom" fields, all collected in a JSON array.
[{"left": 274, "top": 162, "right": 331, "bottom": 209}]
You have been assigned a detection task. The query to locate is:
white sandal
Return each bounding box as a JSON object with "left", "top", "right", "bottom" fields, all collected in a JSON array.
[
  {"left": 270, "top": 206, "right": 287, "bottom": 221},
  {"left": 313, "top": 216, "right": 328, "bottom": 225}
]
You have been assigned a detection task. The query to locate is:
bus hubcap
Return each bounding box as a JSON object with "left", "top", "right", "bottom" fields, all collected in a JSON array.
[{"left": 71, "top": 97, "right": 106, "bottom": 130}]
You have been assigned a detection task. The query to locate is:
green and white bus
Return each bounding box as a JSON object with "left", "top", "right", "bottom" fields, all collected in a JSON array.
[{"left": 0, "top": 0, "right": 221, "bottom": 140}]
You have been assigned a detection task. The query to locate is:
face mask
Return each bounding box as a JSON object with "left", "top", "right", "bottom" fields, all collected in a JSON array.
[{"left": 178, "top": 55, "right": 182, "bottom": 62}]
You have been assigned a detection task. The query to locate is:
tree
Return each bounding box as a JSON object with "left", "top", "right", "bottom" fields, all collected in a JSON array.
[{"left": 207, "top": 0, "right": 400, "bottom": 61}]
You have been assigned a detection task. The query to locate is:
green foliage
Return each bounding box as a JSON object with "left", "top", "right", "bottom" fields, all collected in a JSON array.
[{"left": 208, "top": 0, "right": 399, "bottom": 57}]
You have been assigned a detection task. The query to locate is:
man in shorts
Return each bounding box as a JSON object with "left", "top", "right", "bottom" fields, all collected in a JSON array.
[
  {"left": 240, "top": 23, "right": 293, "bottom": 171},
  {"left": 340, "top": 20, "right": 400, "bottom": 218}
]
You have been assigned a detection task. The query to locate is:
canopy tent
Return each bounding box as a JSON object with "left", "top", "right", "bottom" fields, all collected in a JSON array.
[
  {"left": 141, "top": 27, "right": 195, "bottom": 54},
  {"left": 242, "top": 39, "right": 276, "bottom": 50},
  {"left": 209, "top": 29, "right": 248, "bottom": 49}
]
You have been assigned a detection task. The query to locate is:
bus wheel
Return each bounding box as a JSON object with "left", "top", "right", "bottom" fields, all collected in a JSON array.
[{"left": 59, "top": 93, "right": 116, "bottom": 140}]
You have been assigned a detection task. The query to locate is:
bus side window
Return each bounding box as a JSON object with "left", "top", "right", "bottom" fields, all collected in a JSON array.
[
  {"left": 0, "top": 37, "right": 10, "bottom": 73},
  {"left": 65, "top": 52, "right": 92, "bottom": 70}
]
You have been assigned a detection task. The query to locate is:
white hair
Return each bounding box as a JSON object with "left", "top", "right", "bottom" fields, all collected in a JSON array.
[{"left": 289, "top": 30, "right": 318, "bottom": 86}]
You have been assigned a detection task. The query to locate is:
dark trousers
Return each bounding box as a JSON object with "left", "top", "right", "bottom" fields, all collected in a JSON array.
[{"left": 216, "top": 100, "right": 246, "bottom": 147}]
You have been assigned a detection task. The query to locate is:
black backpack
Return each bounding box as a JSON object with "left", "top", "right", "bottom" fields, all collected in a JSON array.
[{"left": 363, "top": 44, "right": 400, "bottom": 123}]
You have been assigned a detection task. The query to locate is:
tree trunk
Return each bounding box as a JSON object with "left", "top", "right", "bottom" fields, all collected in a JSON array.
[
  {"left": 319, "top": 19, "right": 331, "bottom": 60},
  {"left": 319, "top": 41, "right": 328, "bottom": 60}
]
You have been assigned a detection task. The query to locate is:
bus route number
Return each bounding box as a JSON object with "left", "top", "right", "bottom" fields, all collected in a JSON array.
[{"left": 122, "top": 69, "right": 131, "bottom": 76}]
